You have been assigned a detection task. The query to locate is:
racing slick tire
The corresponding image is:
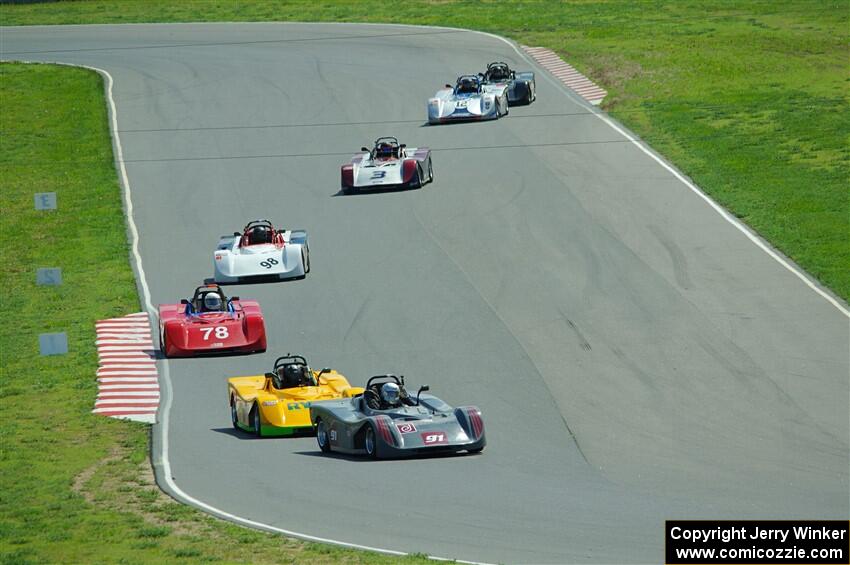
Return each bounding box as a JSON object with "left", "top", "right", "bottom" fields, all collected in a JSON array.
[
  {"left": 316, "top": 419, "right": 332, "bottom": 453},
  {"left": 364, "top": 424, "right": 379, "bottom": 459},
  {"left": 159, "top": 331, "right": 169, "bottom": 358},
  {"left": 302, "top": 245, "right": 311, "bottom": 275},
  {"left": 251, "top": 403, "right": 263, "bottom": 437},
  {"left": 427, "top": 160, "right": 434, "bottom": 184},
  {"left": 410, "top": 165, "right": 423, "bottom": 189},
  {"left": 230, "top": 396, "right": 239, "bottom": 430}
]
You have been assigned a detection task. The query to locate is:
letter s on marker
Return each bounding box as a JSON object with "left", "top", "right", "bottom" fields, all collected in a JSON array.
[{"left": 671, "top": 527, "right": 681, "bottom": 539}]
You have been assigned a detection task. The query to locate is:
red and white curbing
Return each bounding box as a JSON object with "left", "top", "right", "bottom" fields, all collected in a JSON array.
[
  {"left": 93, "top": 312, "right": 159, "bottom": 424},
  {"left": 521, "top": 46, "right": 607, "bottom": 106}
]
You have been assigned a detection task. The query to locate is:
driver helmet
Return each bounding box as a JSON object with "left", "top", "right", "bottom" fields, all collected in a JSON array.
[
  {"left": 203, "top": 292, "right": 222, "bottom": 311},
  {"left": 283, "top": 363, "right": 306, "bottom": 386},
  {"left": 459, "top": 78, "right": 477, "bottom": 92},
  {"left": 251, "top": 225, "right": 272, "bottom": 244},
  {"left": 376, "top": 143, "right": 393, "bottom": 158},
  {"left": 381, "top": 382, "right": 401, "bottom": 406},
  {"left": 489, "top": 65, "right": 508, "bottom": 80}
]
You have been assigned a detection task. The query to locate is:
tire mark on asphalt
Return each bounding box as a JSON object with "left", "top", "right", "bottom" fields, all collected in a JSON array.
[
  {"left": 410, "top": 205, "right": 591, "bottom": 465},
  {"left": 557, "top": 309, "right": 592, "bottom": 351},
  {"left": 648, "top": 224, "right": 692, "bottom": 290}
]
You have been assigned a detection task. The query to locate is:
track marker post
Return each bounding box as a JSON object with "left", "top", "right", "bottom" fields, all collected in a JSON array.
[
  {"left": 36, "top": 268, "right": 62, "bottom": 286},
  {"left": 34, "top": 192, "right": 57, "bottom": 210},
  {"left": 39, "top": 332, "right": 68, "bottom": 356}
]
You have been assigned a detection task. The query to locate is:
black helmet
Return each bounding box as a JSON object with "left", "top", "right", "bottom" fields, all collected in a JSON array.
[
  {"left": 489, "top": 64, "right": 509, "bottom": 80},
  {"left": 282, "top": 363, "right": 309, "bottom": 386},
  {"left": 459, "top": 78, "right": 476, "bottom": 92},
  {"left": 250, "top": 225, "right": 272, "bottom": 244}
]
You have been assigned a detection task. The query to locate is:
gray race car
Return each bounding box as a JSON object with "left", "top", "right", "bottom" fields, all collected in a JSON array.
[
  {"left": 309, "top": 375, "right": 486, "bottom": 459},
  {"left": 479, "top": 61, "right": 536, "bottom": 106}
]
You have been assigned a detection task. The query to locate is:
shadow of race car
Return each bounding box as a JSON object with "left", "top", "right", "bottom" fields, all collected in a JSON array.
[
  {"left": 229, "top": 354, "right": 364, "bottom": 437},
  {"left": 158, "top": 284, "right": 266, "bottom": 357},
  {"left": 309, "top": 375, "right": 485, "bottom": 459},
  {"left": 479, "top": 61, "right": 536, "bottom": 106}
]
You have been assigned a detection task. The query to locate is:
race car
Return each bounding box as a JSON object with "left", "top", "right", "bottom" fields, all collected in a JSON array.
[
  {"left": 213, "top": 220, "right": 309, "bottom": 283},
  {"left": 158, "top": 284, "right": 266, "bottom": 357},
  {"left": 309, "top": 375, "right": 486, "bottom": 459},
  {"left": 479, "top": 61, "right": 536, "bottom": 105},
  {"left": 427, "top": 74, "right": 509, "bottom": 124},
  {"left": 340, "top": 137, "right": 433, "bottom": 194},
  {"left": 229, "top": 354, "right": 364, "bottom": 437}
]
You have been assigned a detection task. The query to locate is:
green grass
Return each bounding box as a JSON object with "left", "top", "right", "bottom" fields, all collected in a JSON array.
[
  {"left": 1, "top": 0, "right": 846, "bottom": 300},
  {"left": 0, "top": 62, "right": 430, "bottom": 565},
  {"left": 0, "top": 1, "right": 847, "bottom": 562}
]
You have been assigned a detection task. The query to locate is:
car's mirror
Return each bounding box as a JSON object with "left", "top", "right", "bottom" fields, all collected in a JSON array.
[
  {"left": 319, "top": 367, "right": 331, "bottom": 375},
  {"left": 231, "top": 296, "right": 239, "bottom": 301},
  {"left": 265, "top": 372, "right": 276, "bottom": 380},
  {"left": 445, "top": 83, "right": 452, "bottom": 88},
  {"left": 360, "top": 147, "right": 369, "bottom": 152},
  {"left": 233, "top": 231, "right": 240, "bottom": 237},
  {"left": 416, "top": 385, "right": 429, "bottom": 405},
  {"left": 400, "top": 144, "right": 406, "bottom": 148},
  {"left": 180, "top": 299, "right": 189, "bottom": 304}
]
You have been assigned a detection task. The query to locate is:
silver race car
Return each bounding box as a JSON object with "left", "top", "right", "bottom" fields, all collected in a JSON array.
[
  {"left": 427, "top": 74, "right": 509, "bottom": 124},
  {"left": 309, "top": 375, "right": 486, "bottom": 459},
  {"left": 340, "top": 137, "right": 433, "bottom": 194},
  {"left": 479, "top": 61, "right": 536, "bottom": 106},
  {"left": 213, "top": 220, "right": 309, "bottom": 283}
]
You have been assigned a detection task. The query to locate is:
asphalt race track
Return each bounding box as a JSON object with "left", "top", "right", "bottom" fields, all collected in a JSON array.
[{"left": 3, "top": 23, "right": 848, "bottom": 564}]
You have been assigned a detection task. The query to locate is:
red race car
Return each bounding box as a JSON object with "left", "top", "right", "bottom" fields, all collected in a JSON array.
[{"left": 158, "top": 284, "right": 266, "bottom": 358}]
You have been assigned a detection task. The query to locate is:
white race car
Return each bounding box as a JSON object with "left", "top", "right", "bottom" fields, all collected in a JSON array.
[
  {"left": 213, "top": 220, "right": 309, "bottom": 283},
  {"left": 428, "top": 75, "right": 509, "bottom": 124},
  {"left": 340, "top": 137, "right": 433, "bottom": 194}
]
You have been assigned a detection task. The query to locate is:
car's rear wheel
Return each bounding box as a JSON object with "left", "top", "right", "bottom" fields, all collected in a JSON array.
[
  {"left": 364, "top": 425, "right": 379, "bottom": 459},
  {"left": 251, "top": 404, "right": 262, "bottom": 437},
  {"left": 468, "top": 446, "right": 484, "bottom": 454},
  {"left": 316, "top": 419, "right": 331, "bottom": 453},
  {"left": 427, "top": 160, "right": 434, "bottom": 183},
  {"left": 159, "top": 331, "right": 168, "bottom": 357},
  {"left": 230, "top": 397, "right": 239, "bottom": 430}
]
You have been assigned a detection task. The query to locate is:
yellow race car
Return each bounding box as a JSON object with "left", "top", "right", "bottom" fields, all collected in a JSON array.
[{"left": 228, "top": 354, "right": 364, "bottom": 437}]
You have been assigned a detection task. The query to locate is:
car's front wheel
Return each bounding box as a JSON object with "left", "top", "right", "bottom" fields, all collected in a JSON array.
[
  {"left": 364, "top": 425, "right": 379, "bottom": 459},
  {"left": 302, "top": 245, "right": 311, "bottom": 275},
  {"left": 316, "top": 419, "right": 331, "bottom": 453},
  {"left": 230, "top": 397, "right": 239, "bottom": 430},
  {"left": 251, "top": 404, "right": 262, "bottom": 437}
]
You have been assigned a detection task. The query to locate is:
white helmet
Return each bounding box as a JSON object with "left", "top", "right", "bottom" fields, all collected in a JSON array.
[
  {"left": 381, "top": 382, "right": 400, "bottom": 406},
  {"left": 203, "top": 293, "right": 222, "bottom": 311}
]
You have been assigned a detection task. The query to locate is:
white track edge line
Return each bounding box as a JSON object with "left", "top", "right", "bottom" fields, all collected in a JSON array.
[
  {"left": 21, "top": 19, "right": 842, "bottom": 564},
  {"left": 61, "top": 59, "right": 490, "bottom": 565},
  {"left": 482, "top": 31, "right": 849, "bottom": 318}
]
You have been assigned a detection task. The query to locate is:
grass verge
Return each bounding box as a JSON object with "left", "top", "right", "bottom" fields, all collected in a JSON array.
[
  {"left": 0, "top": 62, "right": 430, "bottom": 565},
  {"left": 1, "top": 2, "right": 848, "bottom": 299}
]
